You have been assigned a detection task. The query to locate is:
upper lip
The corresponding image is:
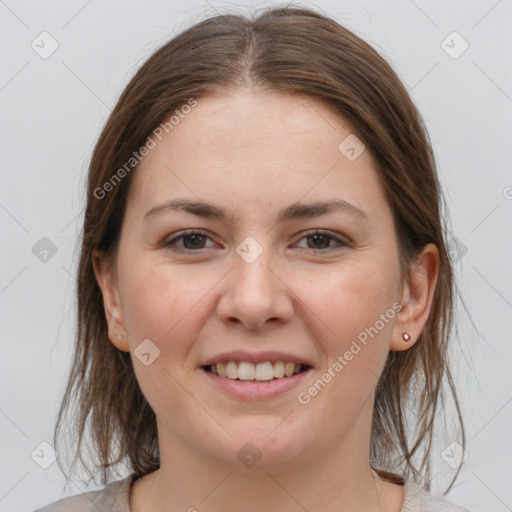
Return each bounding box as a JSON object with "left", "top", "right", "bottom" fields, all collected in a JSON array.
[{"left": 200, "top": 350, "right": 314, "bottom": 368}]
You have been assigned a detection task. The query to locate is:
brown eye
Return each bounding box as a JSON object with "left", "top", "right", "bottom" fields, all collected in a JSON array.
[
  {"left": 181, "top": 234, "right": 207, "bottom": 249},
  {"left": 306, "top": 233, "right": 331, "bottom": 249},
  {"left": 295, "top": 230, "right": 349, "bottom": 252},
  {"left": 164, "top": 231, "right": 214, "bottom": 252}
]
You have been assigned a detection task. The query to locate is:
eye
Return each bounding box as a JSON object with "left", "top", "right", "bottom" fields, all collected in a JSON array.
[
  {"left": 294, "top": 230, "right": 349, "bottom": 252},
  {"left": 164, "top": 230, "right": 216, "bottom": 252},
  {"left": 164, "top": 229, "right": 349, "bottom": 254}
]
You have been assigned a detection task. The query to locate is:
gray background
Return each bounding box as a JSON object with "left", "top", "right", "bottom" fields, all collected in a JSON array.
[{"left": 1, "top": 1, "right": 511, "bottom": 511}]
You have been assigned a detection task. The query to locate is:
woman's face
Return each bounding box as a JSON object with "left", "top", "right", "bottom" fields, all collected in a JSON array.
[{"left": 95, "top": 89, "right": 434, "bottom": 472}]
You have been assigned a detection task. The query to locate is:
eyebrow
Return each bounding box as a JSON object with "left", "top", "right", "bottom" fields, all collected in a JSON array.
[{"left": 143, "top": 198, "right": 369, "bottom": 223}]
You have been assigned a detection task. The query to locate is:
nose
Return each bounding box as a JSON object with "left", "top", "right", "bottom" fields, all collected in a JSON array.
[{"left": 216, "top": 250, "right": 294, "bottom": 330}]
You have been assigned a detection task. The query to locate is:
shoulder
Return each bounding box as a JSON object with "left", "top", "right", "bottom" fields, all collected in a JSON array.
[
  {"left": 33, "top": 473, "right": 137, "bottom": 512},
  {"left": 402, "top": 480, "right": 471, "bottom": 511}
]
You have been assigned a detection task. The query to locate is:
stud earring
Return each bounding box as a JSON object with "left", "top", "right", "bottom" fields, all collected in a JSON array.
[
  {"left": 401, "top": 332, "right": 411, "bottom": 342},
  {"left": 116, "top": 333, "right": 123, "bottom": 340}
]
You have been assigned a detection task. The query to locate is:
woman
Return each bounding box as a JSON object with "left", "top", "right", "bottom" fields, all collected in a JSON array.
[{"left": 36, "top": 6, "right": 469, "bottom": 511}]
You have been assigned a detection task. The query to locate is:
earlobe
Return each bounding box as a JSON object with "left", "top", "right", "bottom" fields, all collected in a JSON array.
[
  {"left": 111, "top": 330, "right": 130, "bottom": 351},
  {"left": 92, "top": 249, "right": 130, "bottom": 352},
  {"left": 390, "top": 243, "right": 439, "bottom": 352}
]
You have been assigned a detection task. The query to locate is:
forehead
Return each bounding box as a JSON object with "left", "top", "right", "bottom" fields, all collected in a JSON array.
[{"left": 127, "top": 89, "right": 385, "bottom": 217}]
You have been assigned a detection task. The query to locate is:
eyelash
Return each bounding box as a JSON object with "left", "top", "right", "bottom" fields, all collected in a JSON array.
[{"left": 164, "top": 229, "right": 349, "bottom": 254}]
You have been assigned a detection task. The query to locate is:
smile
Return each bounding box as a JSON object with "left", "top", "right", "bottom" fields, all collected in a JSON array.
[
  {"left": 204, "top": 361, "right": 311, "bottom": 381},
  {"left": 201, "top": 362, "right": 313, "bottom": 400}
]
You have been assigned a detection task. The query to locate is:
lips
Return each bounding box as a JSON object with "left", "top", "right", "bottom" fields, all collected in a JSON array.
[
  {"left": 199, "top": 350, "right": 314, "bottom": 368},
  {"left": 201, "top": 363, "right": 313, "bottom": 400}
]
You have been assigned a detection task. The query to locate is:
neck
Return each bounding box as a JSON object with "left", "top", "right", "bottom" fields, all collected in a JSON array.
[{"left": 130, "top": 403, "right": 402, "bottom": 512}]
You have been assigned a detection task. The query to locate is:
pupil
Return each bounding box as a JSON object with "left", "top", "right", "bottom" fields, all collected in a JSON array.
[
  {"left": 184, "top": 234, "right": 204, "bottom": 249},
  {"left": 309, "top": 234, "right": 328, "bottom": 249}
]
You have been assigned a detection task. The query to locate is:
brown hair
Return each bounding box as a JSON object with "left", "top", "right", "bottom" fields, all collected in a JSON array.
[{"left": 55, "top": 5, "right": 466, "bottom": 493}]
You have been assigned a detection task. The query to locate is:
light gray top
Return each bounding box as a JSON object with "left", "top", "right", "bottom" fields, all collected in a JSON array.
[{"left": 34, "top": 473, "right": 471, "bottom": 511}]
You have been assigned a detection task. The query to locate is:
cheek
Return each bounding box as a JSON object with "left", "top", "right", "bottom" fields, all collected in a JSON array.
[
  {"left": 118, "top": 258, "right": 223, "bottom": 347},
  {"left": 305, "top": 256, "right": 399, "bottom": 395},
  {"left": 307, "top": 256, "right": 399, "bottom": 338},
  {"left": 116, "top": 260, "right": 212, "bottom": 411}
]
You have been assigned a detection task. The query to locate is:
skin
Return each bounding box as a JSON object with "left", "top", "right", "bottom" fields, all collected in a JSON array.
[{"left": 93, "top": 89, "right": 439, "bottom": 512}]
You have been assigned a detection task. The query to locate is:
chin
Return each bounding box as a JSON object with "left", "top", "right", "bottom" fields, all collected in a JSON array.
[{"left": 211, "top": 424, "right": 313, "bottom": 472}]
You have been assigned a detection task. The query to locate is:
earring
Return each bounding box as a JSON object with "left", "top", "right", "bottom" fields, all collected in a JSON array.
[
  {"left": 401, "top": 332, "right": 411, "bottom": 342},
  {"left": 116, "top": 333, "right": 123, "bottom": 340}
]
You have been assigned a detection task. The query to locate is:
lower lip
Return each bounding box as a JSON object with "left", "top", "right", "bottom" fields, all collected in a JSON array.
[{"left": 200, "top": 367, "right": 312, "bottom": 400}]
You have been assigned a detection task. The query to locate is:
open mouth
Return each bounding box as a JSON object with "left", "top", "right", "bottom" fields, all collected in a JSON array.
[{"left": 202, "top": 362, "right": 312, "bottom": 382}]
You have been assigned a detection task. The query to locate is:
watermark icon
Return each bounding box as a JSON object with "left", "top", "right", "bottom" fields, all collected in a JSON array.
[
  {"left": 236, "top": 236, "right": 264, "bottom": 263},
  {"left": 338, "top": 134, "right": 366, "bottom": 161},
  {"left": 93, "top": 97, "right": 198, "bottom": 200},
  {"left": 447, "top": 236, "right": 468, "bottom": 263},
  {"left": 441, "top": 31, "right": 469, "bottom": 59},
  {"left": 441, "top": 441, "right": 468, "bottom": 469},
  {"left": 31, "top": 31, "right": 59, "bottom": 59},
  {"left": 134, "top": 338, "right": 161, "bottom": 366},
  {"left": 32, "top": 237, "right": 58, "bottom": 263},
  {"left": 31, "top": 441, "right": 58, "bottom": 469},
  {"left": 503, "top": 186, "right": 512, "bottom": 200},
  {"left": 237, "top": 442, "right": 262, "bottom": 468},
  {"left": 297, "top": 302, "right": 403, "bottom": 405}
]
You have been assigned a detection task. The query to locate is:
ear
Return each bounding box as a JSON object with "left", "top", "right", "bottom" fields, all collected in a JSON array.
[
  {"left": 92, "top": 249, "right": 130, "bottom": 352},
  {"left": 390, "top": 243, "right": 439, "bottom": 351}
]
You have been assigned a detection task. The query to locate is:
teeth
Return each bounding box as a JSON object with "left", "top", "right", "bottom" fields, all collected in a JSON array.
[
  {"left": 255, "top": 362, "right": 274, "bottom": 380},
  {"left": 209, "top": 361, "right": 306, "bottom": 381},
  {"left": 226, "top": 361, "right": 238, "bottom": 379},
  {"left": 274, "top": 361, "right": 285, "bottom": 378},
  {"left": 217, "top": 362, "right": 226, "bottom": 378},
  {"left": 238, "top": 361, "right": 256, "bottom": 380}
]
